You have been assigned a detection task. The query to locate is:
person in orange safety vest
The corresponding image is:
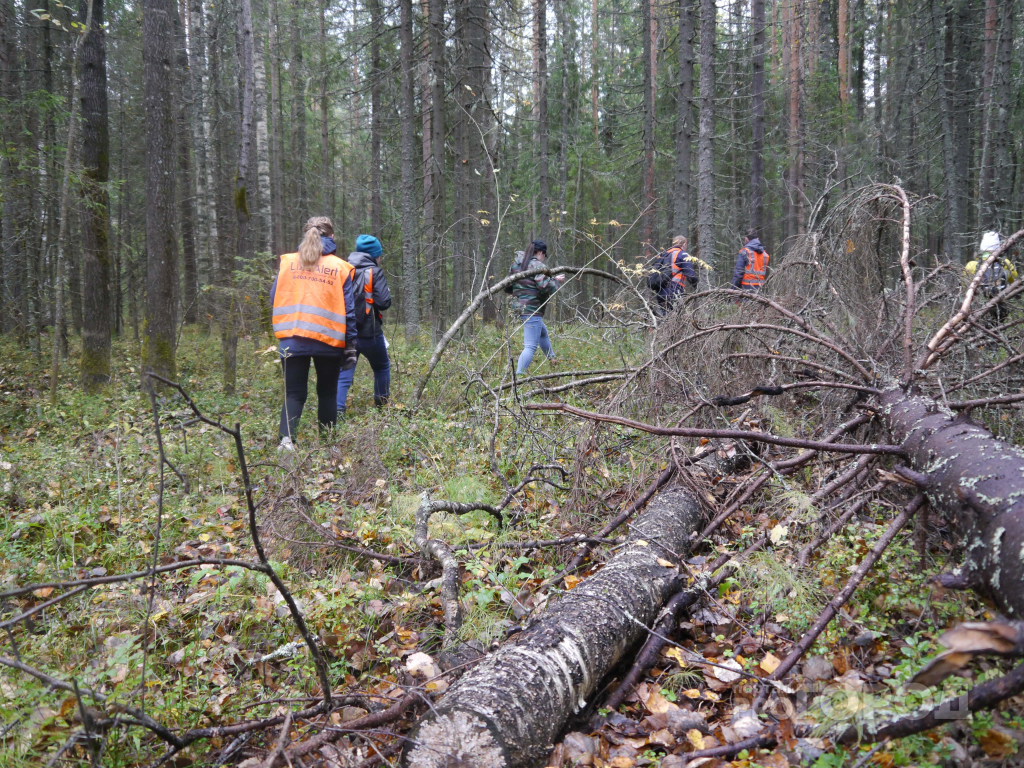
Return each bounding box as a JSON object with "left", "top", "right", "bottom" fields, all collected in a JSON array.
[
  {"left": 270, "top": 217, "right": 357, "bottom": 451},
  {"left": 731, "top": 230, "right": 770, "bottom": 292}
]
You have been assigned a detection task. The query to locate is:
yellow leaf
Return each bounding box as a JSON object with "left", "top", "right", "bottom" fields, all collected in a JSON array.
[
  {"left": 687, "top": 729, "right": 706, "bottom": 750},
  {"left": 199, "top": 533, "right": 211, "bottom": 542},
  {"left": 760, "top": 652, "right": 782, "bottom": 674},
  {"left": 665, "top": 647, "right": 687, "bottom": 666},
  {"left": 682, "top": 688, "right": 702, "bottom": 699},
  {"left": 702, "top": 690, "right": 721, "bottom": 701},
  {"left": 769, "top": 524, "right": 788, "bottom": 545},
  {"left": 635, "top": 540, "right": 648, "bottom": 547},
  {"left": 149, "top": 610, "right": 168, "bottom": 625},
  {"left": 564, "top": 575, "right": 581, "bottom": 590},
  {"left": 33, "top": 587, "right": 54, "bottom": 599},
  {"left": 656, "top": 558, "right": 676, "bottom": 568}
]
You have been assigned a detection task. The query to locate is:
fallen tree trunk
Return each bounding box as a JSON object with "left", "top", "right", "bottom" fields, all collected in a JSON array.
[
  {"left": 402, "top": 489, "right": 703, "bottom": 768},
  {"left": 882, "top": 388, "right": 1024, "bottom": 618}
]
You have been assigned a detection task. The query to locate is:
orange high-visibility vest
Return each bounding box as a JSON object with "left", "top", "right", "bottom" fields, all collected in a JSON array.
[
  {"left": 272, "top": 252, "right": 353, "bottom": 347},
  {"left": 667, "top": 247, "right": 688, "bottom": 285},
  {"left": 363, "top": 269, "right": 374, "bottom": 315},
  {"left": 740, "top": 247, "right": 769, "bottom": 290}
]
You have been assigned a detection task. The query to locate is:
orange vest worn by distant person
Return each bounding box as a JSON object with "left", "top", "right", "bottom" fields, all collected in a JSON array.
[
  {"left": 272, "top": 252, "right": 353, "bottom": 347},
  {"left": 740, "top": 246, "right": 769, "bottom": 291}
]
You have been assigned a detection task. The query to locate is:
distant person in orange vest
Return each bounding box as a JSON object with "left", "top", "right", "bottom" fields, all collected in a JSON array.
[
  {"left": 270, "top": 217, "right": 357, "bottom": 451},
  {"left": 731, "top": 231, "right": 770, "bottom": 293},
  {"left": 647, "top": 235, "right": 698, "bottom": 313}
]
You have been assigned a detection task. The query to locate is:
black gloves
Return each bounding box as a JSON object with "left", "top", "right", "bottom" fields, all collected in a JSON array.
[{"left": 341, "top": 346, "right": 359, "bottom": 371}]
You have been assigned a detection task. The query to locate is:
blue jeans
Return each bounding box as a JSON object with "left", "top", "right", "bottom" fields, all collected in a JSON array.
[
  {"left": 516, "top": 316, "right": 555, "bottom": 374},
  {"left": 336, "top": 334, "right": 391, "bottom": 412}
]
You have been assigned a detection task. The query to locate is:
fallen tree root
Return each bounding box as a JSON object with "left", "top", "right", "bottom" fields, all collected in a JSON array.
[{"left": 402, "top": 489, "right": 703, "bottom": 768}]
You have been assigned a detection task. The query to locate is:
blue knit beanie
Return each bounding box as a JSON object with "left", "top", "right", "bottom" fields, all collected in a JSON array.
[{"left": 355, "top": 235, "right": 382, "bottom": 260}]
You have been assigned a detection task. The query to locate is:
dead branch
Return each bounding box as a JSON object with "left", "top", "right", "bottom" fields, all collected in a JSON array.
[{"left": 527, "top": 402, "right": 904, "bottom": 455}]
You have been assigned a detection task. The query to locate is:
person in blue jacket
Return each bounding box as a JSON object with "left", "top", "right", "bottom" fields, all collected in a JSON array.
[{"left": 336, "top": 235, "right": 393, "bottom": 414}]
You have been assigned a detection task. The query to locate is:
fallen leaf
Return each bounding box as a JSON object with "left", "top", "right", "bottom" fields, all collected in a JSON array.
[
  {"left": 711, "top": 659, "right": 742, "bottom": 683},
  {"left": 666, "top": 647, "right": 688, "bottom": 666},
  {"left": 657, "top": 558, "right": 677, "bottom": 568},
  {"left": 645, "top": 688, "right": 673, "bottom": 714},
  {"left": 978, "top": 728, "right": 1017, "bottom": 759},
  {"left": 760, "top": 652, "right": 781, "bottom": 674},
  {"left": 564, "top": 575, "right": 581, "bottom": 590},
  {"left": 910, "top": 651, "right": 973, "bottom": 686},
  {"left": 686, "top": 728, "right": 706, "bottom": 750},
  {"left": 32, "top": 587, "right": 54, "bottom": 599},
  {"left": 769, "top": 524, "right": 789, "bottom": 545}
]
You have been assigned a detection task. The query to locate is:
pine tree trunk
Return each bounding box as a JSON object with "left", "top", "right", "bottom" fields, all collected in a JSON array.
[
  {"left": 188, "top": 0, "right": 213, "bottom": 295},
  {"left": 144, "top": 0, "right": 179, "bottom": 379},
  {"left": 750, "top": 0, "right": 765, "bottom": 235},
  {"left": 399, "top": 0, "right": 419, "bottom": 340},
  {"left": 318, "top": 1, "right": 330, "bottom": 214},
  {"left": 370, "top": 0, "right": 382, "bottom": 234},
  {"left": 79, "top": 0, "right": 112, "bottom": 389},
  {"left": 174, "top": 6, "right": 199, "bottom": 324},
  {"left": 976, "top": 0, "right": 997, "bottom": 229},
  {"left": 641, "top": 0, "right": 655, "bottom": 245},
  {"left": 534, "top": 0, "right": 549, "bottom": 242},
  {"left": 0, "top": 0, "right": 20, "bottom": 333},
  {"left": 990, "top": 0, "right": 1013, "bottom": 220},
  {"left": 673, "top": 0, "right": 693, "bottom": 239},
  {"left": 591, "top": 0, "right": 599, "bottom": 142},
  {"left": 787, "top": 0, "right": 804, "bottom": 239},
  {"left": 420, "top": 0, "right": 433, "bottom": 302},
  {"left": 696, "top": 0, "right": 715, "bottom": 266},
  {"left": 290, "top": 0, "right": 306, "bottom": 237},
  {"left": 268, "top": 0, "right": 285, "bottom": 255},
  {"left": 429, "top": 0, "right": 446, "bottom": 338}
]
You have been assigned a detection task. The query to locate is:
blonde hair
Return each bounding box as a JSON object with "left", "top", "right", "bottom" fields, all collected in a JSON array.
[
  {"left": 672, "top": 235, "right": 688, "bottom": 249},
  {"left": 298, "top": 216, "right": 334, "bottom": 270}
]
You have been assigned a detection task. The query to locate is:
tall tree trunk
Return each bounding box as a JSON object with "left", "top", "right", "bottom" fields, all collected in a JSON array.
[
  {"left": 873, "top": 0, "right": 883, "bottom": 175},
  {"left": 976, "top": 0, "right": 997, "bottom": 229},
  {"left": 224, "top": 0, "right": 255, "bottom": 395},
  {"left": 318, "top": 0, "right": 331, "bottom": 214},
  {"left": 420, "top": 0, "right": 434, "bottom": 312},
  {"left": 399, "top": 0, "right": 419, "bottom": 340},
  {"left": 555, "top": 0, "right": 571, "bottom": 263},
  {"left": 268, "top": 0, "right": 285, "bottom": 255},
  {"left": 202, "top": 6, "right": 222, "bottom": 294},
  {"left": 429, "top": 0, "right": 446, "bottom": 337},
  {"left": 144, "top": 0, "right": 179, "bottom": 378},
  {"left": 188, "top": 0, "right": 213, "bottom": 295},
  {"left": 787, "top": 0, "right": 804, "bottom": 239},
  {"left": 989, "top": 0, "right": 1013, "bottom": 221},
  {"left": 837, "top": 0, "right": 849, "bottom": 106},
  {"left": 696, "top": 0, "right": 715, "bottom": 266},
  {"left": 79, "top": 0, "right": 112, "bottom": 389},
  {"left": 0, "top": 0, "right": 21, "bottom": 333},
  {"left": 641, "top": 0, "right": 655, "bottom": 246},
  {"left": 750, "top": 0, "right": 764, "bottom": 236},
  {"left": 289, "top": 0, "right": 306, "bottom": 237},
  {"left": 591, "top": 0, "right": 599, "bottom": 142},
  {"left": 673, "top": 0, "right": 694, "bottom": 239},
  {"left": 255, "top": 33, "right": 273, "bottom": 257},
  {"left": 369, "top": 0, "right": 382, "bottom": 233},
  {"left": 175, "top": 6, "right": 199, "bottom": 324},
  {"left": 534, "top": 0, "right": 549, "bottom": 242}
]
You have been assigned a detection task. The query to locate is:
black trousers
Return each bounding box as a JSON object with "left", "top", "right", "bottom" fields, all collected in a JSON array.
[{"left": 279, "top": 354, "right": 344, "bottom": 440}]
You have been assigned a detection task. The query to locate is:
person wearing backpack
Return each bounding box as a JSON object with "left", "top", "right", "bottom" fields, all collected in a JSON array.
[
  {"left": 271, "top": 217, "right": 357, "bottom": 451},
  {"left": 504, "top": 239, "right": 564, "bottom": 375},
  {"left": 647, "top": 235, "right": 697, "bottom": 313},
  {"left": 965, "top": 231, "right": 1018, "bottom": 324},
  {"left": 731, "top": 231, "right": 770, "bottom": 293},
  {"left": 335, "top": 235, "right": 392, "bottom": 414}
]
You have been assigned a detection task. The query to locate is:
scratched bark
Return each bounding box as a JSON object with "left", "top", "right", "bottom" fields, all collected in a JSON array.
[
  {"left": 882, "top": 388, "right": 1024, "bottom": 618},
  {"left": 403, "top": 488, "right": 703, "bottom": 768}
]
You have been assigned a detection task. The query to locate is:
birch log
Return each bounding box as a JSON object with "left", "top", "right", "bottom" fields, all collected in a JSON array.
[{"left": 403, "top": 488, "right": 703, "bottom": 768}]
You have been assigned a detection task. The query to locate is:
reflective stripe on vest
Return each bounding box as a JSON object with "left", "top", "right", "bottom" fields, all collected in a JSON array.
[
  {"left": 668, "top": 247, "right": 688, "bottom": 285},
  {"left": 740, "top": 247, "right": 769, "bottom": 290},
  {"left": 364, "top": 269, "right": 374, "bottom": 315},
  {"left": 272, "top": 252, "right": 352, "bottom": 347}
]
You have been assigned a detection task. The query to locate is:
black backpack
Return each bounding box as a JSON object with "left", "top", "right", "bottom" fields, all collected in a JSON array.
[{"left": 646, "top": 252, "right": 671, "bottom": 292}]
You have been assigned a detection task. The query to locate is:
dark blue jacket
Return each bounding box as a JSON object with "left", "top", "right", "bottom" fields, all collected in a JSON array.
[
  {"left": 732, "top": 238, "right": 766, "bottom": 289},
  {"left": 269, "top": 236, "right": 357, "bottom": 356},
  {"left": 347, "top": 252, "right": 392, "bottom": 338}
]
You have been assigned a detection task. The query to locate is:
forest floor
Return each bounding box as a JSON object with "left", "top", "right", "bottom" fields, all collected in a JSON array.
[{"left": 0, "top": 324, "right": 1021, "bottom": 767}]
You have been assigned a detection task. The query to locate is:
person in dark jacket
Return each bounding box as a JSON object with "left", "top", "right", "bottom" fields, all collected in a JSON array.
[
  {"left": 731, "top": 231, "right": 770, "bottom": 292},
  {"left": 270, "top": 217, "right": 357, "bottom": 451},
  {"left": 649, "top": 235, "right": 698, "bottom": 313},
  {"left": 336, "top": 234, "right": 392, "bottom": 413},
  {"left": 507, "top": 239, "right": 564, "bottom": 375}
]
